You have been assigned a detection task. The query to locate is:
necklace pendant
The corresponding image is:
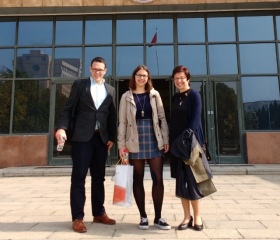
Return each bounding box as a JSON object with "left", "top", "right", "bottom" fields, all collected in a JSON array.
[
  {"left": 141, "top": 110, "right": 144, "bottom": 117},
  {"left": 179, "top": 101, "right": 183, "bottom": 105}
]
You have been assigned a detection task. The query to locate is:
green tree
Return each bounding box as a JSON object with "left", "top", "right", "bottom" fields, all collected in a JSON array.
[
  {"left": 0, "top": 80, "right": 12, "bottom": 133},
  {"left": 244, "top": 110, "right": 259, "bottom": 130},
  {"left": 0, "top": 67, "right": 14, "bottom": 133},
  {"left": 13, "top": 80, "right": 50, "bottom": 133},
  {"left": 216, "top": 82, "right": 238, "bottom": 142}
]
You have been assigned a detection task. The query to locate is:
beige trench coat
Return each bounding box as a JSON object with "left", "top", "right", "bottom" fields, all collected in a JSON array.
[{"left": 118, "top": 88, "right": 169, "bottom": 153}]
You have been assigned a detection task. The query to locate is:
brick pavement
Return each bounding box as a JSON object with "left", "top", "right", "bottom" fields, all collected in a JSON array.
[{"left": 0, "top": 165, "right": 280, "bottom": 239}]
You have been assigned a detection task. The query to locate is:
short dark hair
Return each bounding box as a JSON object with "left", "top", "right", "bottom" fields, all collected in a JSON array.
[
  {"left": 91, "top": 57, "right": 106, "bottom": 68},
  {"left": 129, "top": 65, "right": 153, "bottom": 92},
  {"left": 172, "top": 65, "right": 191, "bottom": 80}
]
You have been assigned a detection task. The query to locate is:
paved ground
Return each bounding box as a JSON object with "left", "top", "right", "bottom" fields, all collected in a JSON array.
[{"left": 0, "top": 165, "right": 280, "bottom": 240}]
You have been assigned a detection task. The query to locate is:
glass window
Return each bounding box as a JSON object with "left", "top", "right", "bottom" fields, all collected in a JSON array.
[
  {"left": 85, "top": 17, "right": 112, "bottom": 44},
  {"left": 276, "top": 16, "right": 280, "bottom": 40},
  {"left": 85, "top": 47, "right": 112, "bottom": 76},
  {"left": 215, "top": 81, "right": 240, "bottom": 155},
  {"left": 117, "top": 16, "right": 143, "bottom": 44},
  {"left": 146, "top": 15, "right": 173, "bottom": 44},
  {"left": 242, "top": 76, "right": 280, "bottom": 130},
  {"left": 0, "top": 80, "right": 12, "bottom": 133},
  {"left": 53, "top": 82, "right": 73, "bottom": 157},
  {"left": 0, "top": 20, "right": 16, "bottom": 46},
  {"left": 239, "top": 43, "right": 277, "bottom": 74},
  {"left": 16, "top": 48, "right": 52, "bottom": 78},
  {"left": 209, "top": 44, "right": 238, "bottom": 74},
  {"left": 207, "top": 16, "right": 235, "bottom": 42},
  {"left": 178, "top": 45, "right": 207, "bottom": 75},
  {"left": 278, "top": 43, "right": 280, "bottom": 65},
  {"left": 54, "top": 47, "right": 82, "bottom": 77},
  {"left": 13, "top": 79, "right": 51, "bottom": 133},
  {"left": 177, "top": 15, "right": 205, "bottom": 42},
  {"left": 0, "top": 49, "right": 14, "bottom": 78},
  {"left": 18, "top": 18, "right": 53, "bottom": 46},
  {"left": 238, "top": 15, "right": 274, "bottom": 41},
  {"left": 55, "top": 18, "right": 82, "bottom": 45},
  {"left": 146, "top": 45, "right": 174, "bottom": 76},
  {"left": 116, "top": 46, "right": 143, "bottom": 76}
]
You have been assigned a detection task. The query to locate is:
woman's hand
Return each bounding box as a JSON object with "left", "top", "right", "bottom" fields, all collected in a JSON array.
[
  {"left": 163, "top": 144, "right": 169, "bottom": 153},
  {"left": 119, "top": 148, "right": 129, "bottom": 164}
]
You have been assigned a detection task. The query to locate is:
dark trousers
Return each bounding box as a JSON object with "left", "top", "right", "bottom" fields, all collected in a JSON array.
[{"left": 70, "top": 132, "right": 108, "bottom": 221}]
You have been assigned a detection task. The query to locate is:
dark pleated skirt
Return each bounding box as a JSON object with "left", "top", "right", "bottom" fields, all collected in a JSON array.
[
  {"left": 172, "top": 156, "right": 204, "bottom": 200},
  {"left": 129, "top": 119, "right": 162, "bottom": 160}
]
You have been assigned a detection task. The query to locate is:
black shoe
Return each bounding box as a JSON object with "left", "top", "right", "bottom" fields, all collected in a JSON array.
[
  {"left": 193, "top": 217, "right": 204, "bottom": 231},
  {"left": 193, "top": 223, "right": 204, "bottom": 231},
  {"left": 178, "top": 216, "right": 193, "bottom": 230},
  {"left": 154, "top": 218, "right": 171, "bottom": 230},
  {"left": 139, "top": 217, "right": 149, "bottom": 230}
]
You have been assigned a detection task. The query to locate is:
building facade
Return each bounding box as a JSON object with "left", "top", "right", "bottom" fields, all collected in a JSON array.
[{"left": 0, "top": 0, "right": 280, "bottom": 168}]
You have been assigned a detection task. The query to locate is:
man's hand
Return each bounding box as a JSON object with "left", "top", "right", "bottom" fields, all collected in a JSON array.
[
  {"left": 55, "top": 129, "right": 67, "bottom": 145},
  {"left": 107, "top": 141, "right": 114, "bottom": 151}
]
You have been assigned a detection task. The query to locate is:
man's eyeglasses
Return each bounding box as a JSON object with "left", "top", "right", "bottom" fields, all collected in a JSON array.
[
  {"left": 135, "top": 74, "right": 148, "bottom": 79},
  {"left": 91, "top": 68, "right": 105, "bottom": 73},
  {"left": 173, "top": 77, "right": 187, "bottom": 81}
]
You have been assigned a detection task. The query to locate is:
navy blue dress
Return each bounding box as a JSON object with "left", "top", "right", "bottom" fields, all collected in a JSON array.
[{"left": 169, "top": 88, "right": 205, "bottom": 200}]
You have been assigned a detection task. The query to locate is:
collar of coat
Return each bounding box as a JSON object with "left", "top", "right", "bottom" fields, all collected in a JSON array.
[{"left": 124, "top": 88, "right": 157, "bottom": 101}]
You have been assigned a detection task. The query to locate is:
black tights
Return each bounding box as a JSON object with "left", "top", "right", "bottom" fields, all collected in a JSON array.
[{"left": 129, "top": 157, "right": 164, "bottom": 223}]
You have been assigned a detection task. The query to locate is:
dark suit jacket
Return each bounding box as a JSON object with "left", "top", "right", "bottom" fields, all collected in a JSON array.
[{"left": 56, "top": 78, "right": 117, "bottom": 144}]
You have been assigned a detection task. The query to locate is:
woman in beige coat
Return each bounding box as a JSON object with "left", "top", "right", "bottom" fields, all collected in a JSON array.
[{"left": 118, "top": 65, "right": 170, "bottom": 230}]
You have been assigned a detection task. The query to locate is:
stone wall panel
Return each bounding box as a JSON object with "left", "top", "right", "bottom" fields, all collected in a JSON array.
[
  {"left": 22, "top": 0, "right": 42, "bottom": 7},
  {"left": 245, "top": 132, "right": 280, "bottom": 164},
  {"left": 0, "top": 135, "right": 48, "bottom": 168},
  {"left": 83, "top": 0, "right": 103, "bottom": 6},
  {"left": 2, "top": 0, "right": 22, "bottom": 7},
  {"left": 2, "top": 0, "right": 275, "bottom": 7},
  {"left": 104, "top": 0, "right": 123, "bottom": 6},
  {"left": 42, "top": 0, "right": 63, "bottom": 7},
  {"left": 62, "top": 0, "right": 82, "bottom": 6}
]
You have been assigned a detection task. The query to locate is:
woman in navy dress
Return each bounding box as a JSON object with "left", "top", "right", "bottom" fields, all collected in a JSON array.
[{"left": 169, "top": 65, "right": 205, "bottom": 231}]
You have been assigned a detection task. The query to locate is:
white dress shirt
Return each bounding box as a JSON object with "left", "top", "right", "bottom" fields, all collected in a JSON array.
[{"left": 90, "top": 77, "right": 107, "bottom": 129}]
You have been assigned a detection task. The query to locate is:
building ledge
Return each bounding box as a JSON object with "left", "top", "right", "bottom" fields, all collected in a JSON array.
[
  {"left": 1, "top": 164, "right": 280, "bottom": 178},
  {"left": 1, "top": 2, "right": 280, "bottom": 17}
]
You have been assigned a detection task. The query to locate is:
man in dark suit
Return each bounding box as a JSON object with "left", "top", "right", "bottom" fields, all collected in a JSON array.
[{"left": 55, "top": 57, "right": 117, "bottom": 233}]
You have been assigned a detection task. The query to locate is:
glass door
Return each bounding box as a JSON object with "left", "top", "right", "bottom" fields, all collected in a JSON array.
[
  {"left": 50, "top": 79, "right": 75, "bottom": 165},
  {"left": 192, "top": 77, "right": 245, "bottom": 164},
  {"left": 209, "top": 78, "right": 244, "bottom": 163}
]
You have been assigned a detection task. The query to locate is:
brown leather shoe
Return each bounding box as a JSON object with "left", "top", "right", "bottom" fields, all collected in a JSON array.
[
  {"left": 93, "top": 213, "right": 116, "bottom": 225},
  {"left": 72, "top": 219, "right": 87, "bottom": 233}
]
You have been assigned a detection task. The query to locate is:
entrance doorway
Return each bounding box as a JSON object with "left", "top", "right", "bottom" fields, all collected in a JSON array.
[
  {"left": 192, "top": 77, "right": 245, "bottom": 164},
  {"left": 115, "top": 76, "right": 245, "bottom": 164},
  {"left": 50, "top": 76, "right": 245, "bottom": 165}
]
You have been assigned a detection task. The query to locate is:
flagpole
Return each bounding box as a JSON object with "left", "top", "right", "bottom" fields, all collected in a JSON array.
[{"left": 155, "top": 28, "right": 159, "bottom": 75}]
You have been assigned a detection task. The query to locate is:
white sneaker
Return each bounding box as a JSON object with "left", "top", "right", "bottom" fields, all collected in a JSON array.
[
  {"left": 139, "top": 217, "right": 149, "bottom": 230},
  {"left": 154, "top": 218, "right": 171, "bottom": 230}
]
